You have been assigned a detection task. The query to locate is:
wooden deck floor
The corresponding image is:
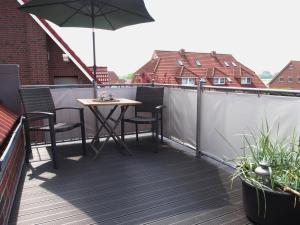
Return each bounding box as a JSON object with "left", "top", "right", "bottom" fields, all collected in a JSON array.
[{"left": 9, "top": 137, "right": 252, "bottom": 225}]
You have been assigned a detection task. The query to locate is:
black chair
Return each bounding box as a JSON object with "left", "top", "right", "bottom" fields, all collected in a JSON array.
[
  {"left": 19, "top": 87, "right": 86, "bottom": 169},
  {"left": 122, "top": 86, "right": 165, "bottom": 152}
]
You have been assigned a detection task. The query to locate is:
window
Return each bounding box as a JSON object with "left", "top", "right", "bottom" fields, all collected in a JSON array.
[
  {"left": 288, "top": 77, "right": 293, "bottom": 82},
  {"left": 231, "top": 61, "right": 237, "bottom": 67},
  {"left": 177, "top": 59, "right": 183, "bottom": 66},
  {"left": 195, "top": 59, "right": 201, "bottom": 66},
  {"left": 279, "top": 77, "right": 284, "bottom": 82},
  {"left": 181, "top": 78, "right": 195, "bottom": 86},
  {"left": 298, "top": 77, "right": 300, "bottom": 83},
  {"left": 241, "top": 77, "right": 252, "bottom": 85},
  {"left": 213, "top": 77, "right": 226, "bottom": 85},
  {"left": 224, "top": 61, "right": 230, "bottom": 67}
]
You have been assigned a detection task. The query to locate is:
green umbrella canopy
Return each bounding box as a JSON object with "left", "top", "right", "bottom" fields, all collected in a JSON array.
[{"left": 18, "top": 0, "right": 154, "bottom": 30}]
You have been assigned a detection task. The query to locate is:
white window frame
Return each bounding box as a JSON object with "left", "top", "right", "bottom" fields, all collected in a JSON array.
[
  {"left": 177, "top": 59, "right": 183, "bottom": 66},
  {"left": 213, "top": 77, "right": 226, "bottom": 85},
  {"left": 181, "top": 77, "right": 195, "bottom": 86},
  {"left": 224, "top": 61, "right": 230, "bottom": 67},
  {"left": 195, "top": 59, "right": 201, "bottom": 66},
  {"left": 241, "top": 77, "right": 252, "bottom": 85}
]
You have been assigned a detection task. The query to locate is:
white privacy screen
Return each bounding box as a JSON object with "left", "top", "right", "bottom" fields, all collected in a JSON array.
[{"left": 50, "top": 87, "right": 300, "bottom": 166}]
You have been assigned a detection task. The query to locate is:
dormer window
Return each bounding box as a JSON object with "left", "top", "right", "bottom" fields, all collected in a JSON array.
[
  {"left": 177, "top": 59, "right": 183, "bottom": 66},
  {"left": 195, "top": 59, "right": 201, "bottom": 66},
  {"left": 213, "top": 77, "right": 226, "bottom": 85},
  {"left": 241, "top": 77, "right": 252, "bottom": 85},
  {"left": 181, "top": 77, "right": 195, "bottom": 86},
  {"left": 224, "top": 61, "right": 230, "bottom": 67}
]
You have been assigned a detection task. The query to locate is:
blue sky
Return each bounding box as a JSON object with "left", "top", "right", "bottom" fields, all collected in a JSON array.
[{"left": 52, "top": 0, "right": 300, "bottom": 77}]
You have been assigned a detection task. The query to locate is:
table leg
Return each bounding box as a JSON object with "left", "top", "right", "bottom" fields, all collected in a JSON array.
[
  {"left": 90, "top": 105, "right": 119, "bottom": 145},
  {"left": 89, "top": 105, "right": 132, "bottom": 159}
]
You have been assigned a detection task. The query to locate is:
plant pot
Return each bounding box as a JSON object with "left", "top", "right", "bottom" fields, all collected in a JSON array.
[{"left": 241, "top": 177, "right": 300, "bottom": 225}]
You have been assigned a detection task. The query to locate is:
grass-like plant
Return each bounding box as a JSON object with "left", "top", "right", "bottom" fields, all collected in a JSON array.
[{"left": 231, "top": 121, "right": 300, "bottom": 195}]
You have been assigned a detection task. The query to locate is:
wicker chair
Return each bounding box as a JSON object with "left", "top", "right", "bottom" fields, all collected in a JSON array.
[
  {"left": 19, "top": 87, "right": 86, "bottom": 169},
  {"left": 122, "top": 86, "right": 165, "bottom": 152}
]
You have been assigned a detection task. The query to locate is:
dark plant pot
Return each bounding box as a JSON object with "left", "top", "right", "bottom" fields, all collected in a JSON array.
[{"left": 241, "top": 177, "right": 300, "bottom": 225}]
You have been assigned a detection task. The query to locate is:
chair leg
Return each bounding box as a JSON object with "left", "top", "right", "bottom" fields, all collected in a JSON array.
[
  {"left": 81, "top": 124, "right": 86, "bottom": 155},
  {"left": 135, "top": 123, "right": 139, "bottom": 142},
  {"left": 121, "top": 106, "right": 125, "bottom": 142},
  {"left": 49, "top": 118, "right": 57, "bottom": 169},
  {"left": 151, "top": 123, "right": 155, "bottom": 139},
  {"left": 23, "top": 119, "right": 31, "bottom": 163},
  {"left": 80, "top": 109, "right": 86, "bottom": 155},
  {"left": 155, "top": 120, "right": 159, "bottom": 153},
  {"left": 160, "top": 115, "right": 163, "bottom": 144}
]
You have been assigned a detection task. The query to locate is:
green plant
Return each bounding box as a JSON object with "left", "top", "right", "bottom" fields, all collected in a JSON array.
[{"left": 231, "top": 121, "right": 300, "bottom": 194}]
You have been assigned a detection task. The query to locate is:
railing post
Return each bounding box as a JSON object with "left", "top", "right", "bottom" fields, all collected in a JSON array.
[{"left": 196, "top": 79, "right": 205, "bottom": 158}]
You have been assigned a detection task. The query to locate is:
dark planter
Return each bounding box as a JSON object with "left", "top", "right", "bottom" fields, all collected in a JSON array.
[{"left": 241, "top": 177, "right": 300, "bottom": 225}]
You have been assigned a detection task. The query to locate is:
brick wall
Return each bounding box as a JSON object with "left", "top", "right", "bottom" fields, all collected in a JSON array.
[
  {"left": 269, "top": 63, "right": 300, "bottom": 90},
  {"left": 0, "top": 128, "right": 25, "bottom": 225},
  {"left": 47, "top": 36, "right": 90, "bottom": 83},
  {"left": 0, "top": 0, "right": 50, "bottom": 85},
  {"left": 0, "top": 0, "right": 90, "bottom": 85}
]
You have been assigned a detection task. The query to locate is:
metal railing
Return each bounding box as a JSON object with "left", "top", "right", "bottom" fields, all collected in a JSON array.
[{"left": 21, "top": 83, "right": 300, "bottom": 168}]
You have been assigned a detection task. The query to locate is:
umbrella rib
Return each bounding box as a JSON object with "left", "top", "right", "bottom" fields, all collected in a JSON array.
[
  {"left": 98, "top": 7, "right": 115, "bottom": 30},
  {"left": 62, "top": 3, "right": 92, "bottom": 17},
  {"left": 60, "top": 3, "right": 89, "bottom": 25},
  {"left": 19, "top": 0, "right": 81, "bottom": 9},
  {"left": 95, "top": 9, "right": 119, "bottom": 17},
  {"left": 97, "top": 0, "right": 153, "bottom": 20}
]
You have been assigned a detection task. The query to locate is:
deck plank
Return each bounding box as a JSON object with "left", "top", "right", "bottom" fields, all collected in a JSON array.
[{"left": 9, "top": 137, "right": 252, "bottom": 225}]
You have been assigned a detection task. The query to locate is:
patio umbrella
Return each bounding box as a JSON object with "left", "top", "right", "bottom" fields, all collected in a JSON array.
[{"left": 18, "top": 0, "right": 154, "bottom": 93}]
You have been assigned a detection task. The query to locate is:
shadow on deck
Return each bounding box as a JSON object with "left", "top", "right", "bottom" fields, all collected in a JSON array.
[{"left": 9, "top": 137, "right": 252, "bottom": 225}]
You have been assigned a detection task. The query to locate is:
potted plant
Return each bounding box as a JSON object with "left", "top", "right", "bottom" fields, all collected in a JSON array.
[{"left": 231, "top": 123, "right": 300, "bottom": 225}]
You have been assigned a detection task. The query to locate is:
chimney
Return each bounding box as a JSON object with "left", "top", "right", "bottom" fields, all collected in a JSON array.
[
  {"left": 210, "top": 51, "right": 217, "bottom": 57},
  {"left": 179, "top": 48, "right": 186, "bottom": 56}
]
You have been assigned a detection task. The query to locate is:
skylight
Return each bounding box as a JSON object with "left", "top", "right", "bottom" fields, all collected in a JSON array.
[
  {"left": 177, "top": 59, "right": 183, "bottom": 66},
  {"left": 231, "top": 62, "right": 237, "bottom": 67},
  {"left": 224, "top": 61, "right": 230, "bottom": 67},
  {"left": 195, "top": 59, "right": 201, "bottom": 66}
]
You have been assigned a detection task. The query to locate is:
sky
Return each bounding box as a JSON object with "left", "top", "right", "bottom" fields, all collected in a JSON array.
[{"left": 52, "top": 0, "right": 300, "bottom": 77}]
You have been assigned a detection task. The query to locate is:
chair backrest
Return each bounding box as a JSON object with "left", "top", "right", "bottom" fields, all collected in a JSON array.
[
  {"left": 135, "top": 86, "right": 164, "bottom": 113},
  {"left": 19, "top": 87, "right": 55, "bottom": 116}
]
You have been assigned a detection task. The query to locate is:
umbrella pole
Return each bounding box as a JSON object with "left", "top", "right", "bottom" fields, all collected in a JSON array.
[
  {"left": 91, "top": 8, "right": 100, "bottom": 137},
  {"left": 92, "top": 27, "right": 97, "bottom": 98},
  {"left": 92, "top": 12, "right": 97, "bottom": 98}
]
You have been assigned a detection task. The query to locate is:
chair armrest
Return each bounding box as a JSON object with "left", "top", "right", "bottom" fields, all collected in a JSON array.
[
  {"left": 55, "top": 107, "right": 85, "bottom": 124},
  {"left": 25, "top": 111, "right": 54, "bottom": 122},
  {"left": 55, "top": 107, "right": 83, "bottom": 111},
  {"left": 155, "top": 105, "right": 166, "bottom": 110},
  {"left": 26, "top": 111, "right": 54, "bottom": 117}
]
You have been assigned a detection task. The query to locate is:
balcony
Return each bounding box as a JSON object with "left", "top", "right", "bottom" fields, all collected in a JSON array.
[{"left": 4, "top": 83, "right": 300, "bottom": 225}]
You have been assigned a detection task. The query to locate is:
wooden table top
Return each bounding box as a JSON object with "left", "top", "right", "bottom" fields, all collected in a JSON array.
[{"left": 77, "top": 98, "right": 141, "bottom": 106}]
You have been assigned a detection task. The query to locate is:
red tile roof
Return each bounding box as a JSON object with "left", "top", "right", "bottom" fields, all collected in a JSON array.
[
  {"left": 133, "top": 49, "right": 266, "bottom": 88},
  {"left": 269, "top": 60, "right": 300, "bottom": 89},
  {"left": 0, "top": 105, "right": 17, "bottom": 148},
  {"left": 88, "top": 67, "right": 121, "bottom": 84}
]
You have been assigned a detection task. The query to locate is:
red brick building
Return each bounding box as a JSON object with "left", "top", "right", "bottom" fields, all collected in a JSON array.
[
  {"left": 269, "top": 61, "right": 300, "bottom": 90},
  {"left": 133, "top": 49, "right": 265, "bottom": 88},
  {"left": 0, "top": 0, "right": 96, "bottom": 85},
  {"left": 88, "top": 66, "right": 123, "bottom": 84}
]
